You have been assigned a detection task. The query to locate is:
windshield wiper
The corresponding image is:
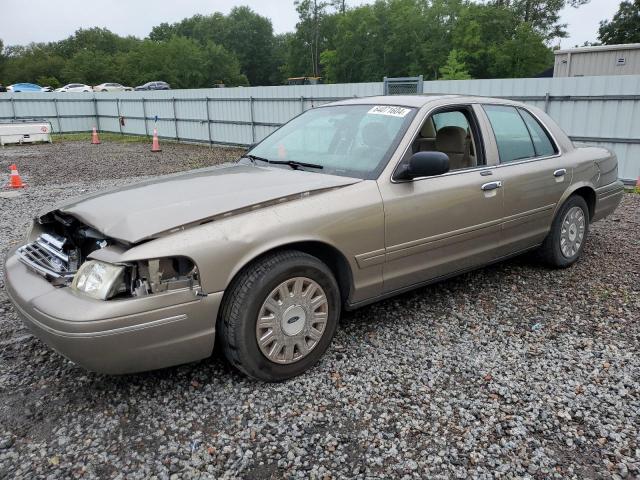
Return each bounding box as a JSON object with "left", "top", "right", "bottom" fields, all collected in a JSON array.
[
  {"left": 244, "top": 154, "right": 323, "bottom": 170},
  {"left": 265, "top": 159, "right": 323, "bottom": 170}
]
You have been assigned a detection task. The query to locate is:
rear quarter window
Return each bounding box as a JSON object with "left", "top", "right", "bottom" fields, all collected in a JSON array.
[{"left": 518, "top": 108, "right": 557, "bottom": 157}]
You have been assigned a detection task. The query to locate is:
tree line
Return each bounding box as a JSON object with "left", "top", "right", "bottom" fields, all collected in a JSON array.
[{"left": 0, "top": 0, "right": 637, "bottom": 89}]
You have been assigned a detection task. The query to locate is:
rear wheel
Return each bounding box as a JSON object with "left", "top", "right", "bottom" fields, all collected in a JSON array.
[
  {"left": 218, "top": 250, "right": 340, "bottom": 381},
  {"left": 539, "top": 195, "right": 589, "bottom": 267}
]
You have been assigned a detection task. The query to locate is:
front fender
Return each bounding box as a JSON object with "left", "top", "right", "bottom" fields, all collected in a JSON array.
[{"left": 97, "top": 181, "right": 386, "bottom": 299}]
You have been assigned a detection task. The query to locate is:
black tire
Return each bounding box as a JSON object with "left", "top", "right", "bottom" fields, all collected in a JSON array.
[
  {"left": 539, "top": 195, "right": 590, "bottom": 268},
  {"left": 218, "top": 250, "right": 341, "bottom": 381}
]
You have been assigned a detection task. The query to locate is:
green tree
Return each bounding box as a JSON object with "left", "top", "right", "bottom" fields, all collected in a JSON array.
[
  {"left": 117, "top": 37, "right": 247, "bottom": 88},
  {"left": 54, "top": 27, "right": 138, "bottom": 57},
  {"left": 493, "top": 0, "right": 590, "bottom": 40},
  {"left": 293, "top": 0, "right": 336, "bottom": 77},
  {"left": 413, "top": 0, "right": 465, "bottom": 79},
  {"left": 271, "top": 33, "right": 292, "bottom": 84},
  {"left": 439, "top": 50, "right": 471, "bottom": 79},
  {"left": 222, "top": 7, "right": 278, "bottom": 86},
  {"left": 318, "top": 3, "right": 381, "bottom": 82},
  {"left": 35, "top": 75, "right": 61, "bottom": 89},
  {"left": 62, "top": 50, "right": 117, "bottom": 85},
  {"left": 2, "top": 43, "right": 67, "bottom": 85},
  {"left": 598, "top": 0, "right": 640, "bottom": 44},
  {"left": 452, "top": 3, "right": 553, "bottom": 78},
  {"left": 1, "top": 0, "right": 564, "bottom": 87},
  {"left": 148, "top": 22, "right": 176, "bottom": 42},
  {"left": 148, "top": 8, "right": 277, "bottom": 85},
  {"left": 320, "top": 0, "right": 461, "bottom": 82},
  {"left": 489, "top": 24, "right": 555, "bottom": 77}
]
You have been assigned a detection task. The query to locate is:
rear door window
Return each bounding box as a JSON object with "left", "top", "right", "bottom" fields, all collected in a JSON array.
[{"left": 483, "top": 105, "right": 535, "bottom": 163}]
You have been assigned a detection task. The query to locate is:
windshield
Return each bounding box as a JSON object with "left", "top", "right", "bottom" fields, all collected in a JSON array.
[{"left": 247, "top": 104, "right": 416, "bottom": 179}]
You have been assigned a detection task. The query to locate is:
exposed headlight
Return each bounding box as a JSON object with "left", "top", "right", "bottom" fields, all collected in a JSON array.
[{"left": 71, "top": 260, "right": 125, "bottom": 300}]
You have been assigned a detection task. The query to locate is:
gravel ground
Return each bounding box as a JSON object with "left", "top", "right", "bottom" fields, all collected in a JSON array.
[
  {"left": 0, "top": 141, "right": 638, "bottom": 479},
  {"left": 0, "top": 140, "right": 243, "bottom": 186}
]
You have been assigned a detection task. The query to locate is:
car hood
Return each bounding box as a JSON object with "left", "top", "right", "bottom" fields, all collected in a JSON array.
[{"left": 55, "top": 163, "right": 360, "bottom": 243}]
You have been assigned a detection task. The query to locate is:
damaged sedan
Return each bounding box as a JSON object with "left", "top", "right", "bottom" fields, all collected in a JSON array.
[{"left": 5, "top": 95, "right": 624, "bottom": 381}]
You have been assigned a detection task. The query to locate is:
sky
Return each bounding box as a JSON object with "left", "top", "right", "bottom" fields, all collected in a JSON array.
[{"left": 0, "top": 0, "right": 623, "bottom": 49}]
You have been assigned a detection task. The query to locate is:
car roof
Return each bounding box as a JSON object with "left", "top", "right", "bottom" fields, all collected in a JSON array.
[
  {"left": 330, "top": 94, "right": 459, "bottom": 108},
  {"left": 329, "top": 94, "right": 526, "bottom": 109}
]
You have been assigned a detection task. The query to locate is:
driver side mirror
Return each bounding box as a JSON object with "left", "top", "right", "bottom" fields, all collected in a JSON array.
[{"left": 394, "top": 151, "right": 450, "bottom": 180}]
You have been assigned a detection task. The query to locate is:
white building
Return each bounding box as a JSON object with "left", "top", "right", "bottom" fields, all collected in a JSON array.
[{"left": 553, "top": 43, "right": 640, "bottom": 77}]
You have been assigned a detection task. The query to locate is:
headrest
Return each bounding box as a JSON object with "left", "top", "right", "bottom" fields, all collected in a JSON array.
[
  {"left": 362, "top": 122, "right": 389, "bottom": 149},
  {"left": 436, "top": 126, "right": 467, "bottom": 153},
  {"left": 420, "top": 118, "right": 436, "bottom": 138}
]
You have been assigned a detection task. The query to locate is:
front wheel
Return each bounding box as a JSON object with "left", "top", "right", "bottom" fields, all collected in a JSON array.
[
  {"left": 539, "top": 195, "right": 590, "bottom": 268},
  {"left": 218, "top": 250, "right": 341, "bottom": 381}
]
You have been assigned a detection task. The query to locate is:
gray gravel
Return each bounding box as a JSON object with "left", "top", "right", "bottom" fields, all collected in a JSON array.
[
  {"left": 0, "top": 139, "right": 243, "bottom": 186},
  {"left": 1, "top": 141, "right": 639, "bottom": 479}
]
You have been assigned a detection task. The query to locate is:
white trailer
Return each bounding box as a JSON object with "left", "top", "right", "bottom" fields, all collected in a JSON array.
[{"left": 0, "top": 120, "right": 52, "bottom": 146}]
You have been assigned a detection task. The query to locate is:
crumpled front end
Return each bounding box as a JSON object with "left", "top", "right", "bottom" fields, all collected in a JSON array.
[
  {"left": 20, "top": 210, "right": 203, "bottom": 300},
  {"left": 4, "top": 211, "right": 223, "bottom": 374}
]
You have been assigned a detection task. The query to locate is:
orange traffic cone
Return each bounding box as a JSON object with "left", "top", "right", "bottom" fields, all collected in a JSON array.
[
  {"left": 8, "top": 164, "right": 26, "bottom": 189},
  {"left": 91, "top": 127, "right": 101, "bottom": 145},
  {"left": 151, "top": 128, "right": 161, "bottom": 152}
]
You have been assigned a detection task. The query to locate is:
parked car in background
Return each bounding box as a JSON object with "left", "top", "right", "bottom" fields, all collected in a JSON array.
[
  {"left": 0, "top": 84, "right": 7, "bottom": 92},
  {"left": 7, "top": 83, "right": 43, "bottom": 92},
  {"left": 4, "top": 95, "right": 624, "bottom": 381},
  {"left": 93, "top": 83, "right": 133, "bottom": 92},
  {"left": 55, "top": 83, "right": 92, "bottom": 93},
  {"left": 41, "top": 86, "right": 54, "bottom": 92},
  {"left": 134, "top": 81, "right": 170, "bottom": 91}
]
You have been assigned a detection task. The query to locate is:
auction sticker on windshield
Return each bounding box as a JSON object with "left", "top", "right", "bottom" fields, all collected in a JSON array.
[{"left": 368, "top": 106, "right": 411, "bottom": 117}]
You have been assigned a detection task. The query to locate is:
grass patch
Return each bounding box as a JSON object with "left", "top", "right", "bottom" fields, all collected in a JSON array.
[{"left": 52, "top": 132, "right": 151, "bottom": 143}]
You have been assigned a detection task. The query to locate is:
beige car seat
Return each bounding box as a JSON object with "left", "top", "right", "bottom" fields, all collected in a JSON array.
[
  {"left": 435, "top": 126, "right": 473, "bottom": 170},
  {"left": 414, "top": 118, "right": 437, "bottom": 152}
]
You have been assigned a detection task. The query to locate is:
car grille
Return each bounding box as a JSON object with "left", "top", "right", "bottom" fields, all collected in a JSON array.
[{"left": 16, "top": 233, "right": 77, "bottom": 280}]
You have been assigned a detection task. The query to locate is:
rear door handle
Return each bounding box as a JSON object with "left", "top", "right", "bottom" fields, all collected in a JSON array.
[
  {"left": 554, "top": 168, "right": 567, "bottom": 177},
  {"left": 481, "top": 181, "right": 503, "bottom": 191}
]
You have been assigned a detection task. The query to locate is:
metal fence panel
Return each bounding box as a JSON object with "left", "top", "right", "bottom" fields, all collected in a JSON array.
[
  {"left": 384, "top": 76, "right": 424, "bottom": 95},
  {"left": 0, "top": 76, "right": 637, "bottom": 181}
]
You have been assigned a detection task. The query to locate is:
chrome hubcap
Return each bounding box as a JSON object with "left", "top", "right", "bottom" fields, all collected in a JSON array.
[
  {"left": 560, "top": 206, "right": 586, "bottom": 258},
  {"left": 256, "top": 277, "right": 328, "bottom": 364}
]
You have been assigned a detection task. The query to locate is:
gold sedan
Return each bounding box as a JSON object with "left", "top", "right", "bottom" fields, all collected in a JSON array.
[{"left": 5, "top": 95, "right": 624, "bottom": 380}]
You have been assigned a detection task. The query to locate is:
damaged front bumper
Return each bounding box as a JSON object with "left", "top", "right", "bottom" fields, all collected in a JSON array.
[{"left": 4, "top": 247, "right": 223, "bottom": 374}]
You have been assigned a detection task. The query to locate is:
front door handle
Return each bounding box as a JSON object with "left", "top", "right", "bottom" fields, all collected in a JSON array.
[
  {"left": 554, "top": 168, "right": 567, "bottom": 177},
  {"left": 481, "top": 181, "right": 503, "bottom": 191}
]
